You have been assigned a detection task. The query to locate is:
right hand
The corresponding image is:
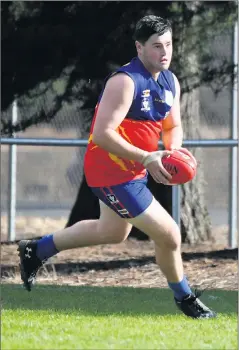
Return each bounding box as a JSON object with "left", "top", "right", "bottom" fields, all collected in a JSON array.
[{"left": 141, "top": 150, "right": 173, "bottom": 185}]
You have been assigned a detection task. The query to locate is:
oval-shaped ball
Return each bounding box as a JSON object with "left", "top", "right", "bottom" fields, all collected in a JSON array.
[{"left": 162, "top": 149, "right": 197, "bottom": 185}]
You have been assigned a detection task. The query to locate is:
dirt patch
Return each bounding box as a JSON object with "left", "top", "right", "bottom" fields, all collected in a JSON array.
[{"left": 1, "top": 239, "right": 237, "bottom": 291}]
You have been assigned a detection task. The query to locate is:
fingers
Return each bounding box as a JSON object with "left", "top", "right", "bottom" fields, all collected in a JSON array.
[
  {"left": 142, "top": 150, "right": 172, "bottom": 167},
  {"left": 150, "top": 171, "right": 170, "bottom": 185},
  {"left": 144, "top": 150, "right": 173, "bottom": 184},
  {"left": 159, "top": 171, "right": 171, "bottom": 185},
  {"left": 150, "top": 172, "right": 162, "bottom": 184},
  {"left": 162, "top": 150, "right": 173, "bottom": 157},
  {"left": 159, "top": 153, "right": 173, "bottom": 181},
  {"left": 178, "top": 148, "right": 197, "bottom": 165},
  {"left": 146, "top": 158, "right": 172, "bottom": 185},
  {"left": 159, "top": 164, "right": 172, "bottom": 181},
  {"left": 149, "top": 164, "right": 172, "bottom": 185}
]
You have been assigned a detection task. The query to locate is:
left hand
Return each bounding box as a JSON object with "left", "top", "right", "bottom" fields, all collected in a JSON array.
[{"left": 168, "top": 145, "right": 197, "bottom": 165}]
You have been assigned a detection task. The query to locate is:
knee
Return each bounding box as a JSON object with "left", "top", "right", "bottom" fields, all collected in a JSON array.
[{"left": 162, "top": 225, "right": 181, "bottom": 251}]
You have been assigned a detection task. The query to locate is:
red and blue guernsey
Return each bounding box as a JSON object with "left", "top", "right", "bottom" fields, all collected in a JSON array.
[{"left": 84, "top": 57, "right": 176, "bottom": 187}]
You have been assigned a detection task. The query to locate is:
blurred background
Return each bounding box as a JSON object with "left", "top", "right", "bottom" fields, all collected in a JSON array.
[{"left": 1, "top": 1, "right": 238, "bottom": 246}]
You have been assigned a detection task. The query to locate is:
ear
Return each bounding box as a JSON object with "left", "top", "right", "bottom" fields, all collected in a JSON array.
[{"left": 135, "top": 40, "right": 142, "bottom": 54}]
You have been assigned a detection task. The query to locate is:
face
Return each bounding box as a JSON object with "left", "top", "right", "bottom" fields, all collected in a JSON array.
[{"left": 136, "top": 31, "right": 173, "bottom": 72}]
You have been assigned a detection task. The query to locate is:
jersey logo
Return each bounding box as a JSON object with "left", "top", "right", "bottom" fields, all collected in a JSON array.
[
  {"left": 141, "top": 89, "right": 150, "bottom": 97},
  {"left": 106, "top": 194, "right": 119, "bottom": 204},
  {"left": 141, "top": 89, "right": 151, "bottom": 112}
]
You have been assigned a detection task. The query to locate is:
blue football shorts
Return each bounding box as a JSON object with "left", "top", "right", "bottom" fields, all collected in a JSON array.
[{"left": 90, "top": 175, "right": 153, "bottom": 219}]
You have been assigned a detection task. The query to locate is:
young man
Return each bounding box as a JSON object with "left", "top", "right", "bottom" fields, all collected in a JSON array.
[{"left": 18, "top": 15, "right": 216, "bottom": 319}]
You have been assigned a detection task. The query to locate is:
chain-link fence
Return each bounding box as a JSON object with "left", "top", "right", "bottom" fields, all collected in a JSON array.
[{"left": 1, "top": 24, "right": 237, "bottom": 246}]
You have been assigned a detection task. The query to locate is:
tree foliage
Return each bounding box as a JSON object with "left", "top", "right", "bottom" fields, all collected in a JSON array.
[{"left": 1, "top": 1, "right": 237, "bottom": 134}]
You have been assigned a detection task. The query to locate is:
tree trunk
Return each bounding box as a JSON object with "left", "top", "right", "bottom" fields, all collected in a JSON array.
[{"left": 180, "top": 89, "right": 212, "bottom": 243}]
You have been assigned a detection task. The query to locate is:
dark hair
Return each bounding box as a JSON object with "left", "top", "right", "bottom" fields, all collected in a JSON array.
[{"left": 133, "top": 15, "right": 172, "bottom": 44}]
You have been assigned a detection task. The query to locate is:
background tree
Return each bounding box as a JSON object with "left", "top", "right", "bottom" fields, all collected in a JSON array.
[{"left": 1, "top": 1, "right": 237, "bottom": 243}]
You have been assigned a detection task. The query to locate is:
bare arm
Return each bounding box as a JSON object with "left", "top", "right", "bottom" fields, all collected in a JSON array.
[
  {"left": 162, "top": 74, "right": 183, "bottom": 150},
  {"left": 92, "top": 73, "right": 148, "bottom": 163}
]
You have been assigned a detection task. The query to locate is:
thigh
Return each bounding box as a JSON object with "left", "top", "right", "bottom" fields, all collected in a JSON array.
[
  {"left": 98, "top": 200, "right": 132, "bottom": 239},
  {"left": 91, "top": 176, "right": 153, "bottom": 219},
  {"left": 127, "top": 197, "right": 181, "bottom": 247}
]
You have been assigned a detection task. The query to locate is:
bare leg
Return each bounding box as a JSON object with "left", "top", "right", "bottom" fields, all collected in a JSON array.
[
  {"left": 127, "top": 197, "right": 183, "bottom": 282},
  {"left": 54, "top": 201, "right": 132, "bottom": 251}
]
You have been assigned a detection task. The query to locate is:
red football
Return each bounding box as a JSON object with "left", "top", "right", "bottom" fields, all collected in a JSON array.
[
  {"left": 162, "top": 149, "right": 197, "bottom": 185},
  {"left": 178, "top": 148, "right": 197, "bottom": 167}
]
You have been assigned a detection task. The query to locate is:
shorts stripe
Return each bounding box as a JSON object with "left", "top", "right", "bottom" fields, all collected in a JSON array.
[
  {"left": 90, "top": 175, "right": 153, "bottom": 219},
  {"left": 100, "top": 186, "right": 132, "bottom": 218},
  {"left": 100, "top": 187, "right": 119, "bottom": 213},
  {"left": 106, "top": 187, "right": 133, "bottom": 218}
]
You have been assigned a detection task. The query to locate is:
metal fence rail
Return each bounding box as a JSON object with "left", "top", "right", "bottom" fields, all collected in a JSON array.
[
  {"left": 1, "top": 136, "right": 238, "bottom": 248},
  {"left": 1, "top": 138, "right": 238, "bottom": 147}
]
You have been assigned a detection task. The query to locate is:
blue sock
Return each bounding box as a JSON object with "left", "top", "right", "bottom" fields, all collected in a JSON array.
[
  {"left": 168, "top": 276, "right": 192, "bottom": 301},
  {"left": 36, "top": 234, "right": 59, "bottom": 261}
]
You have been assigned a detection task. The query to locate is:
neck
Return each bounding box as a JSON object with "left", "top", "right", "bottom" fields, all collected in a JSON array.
[{"left": 138, "top": 56, "right": 160, "bottom": 81}]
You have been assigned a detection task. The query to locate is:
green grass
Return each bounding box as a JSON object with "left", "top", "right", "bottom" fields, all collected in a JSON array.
[{"left": 1, "top": 284, "right": 237, "bottom": 349}]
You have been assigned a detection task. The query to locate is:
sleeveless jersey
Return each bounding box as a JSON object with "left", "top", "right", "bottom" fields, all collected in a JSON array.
[{"left": 84, "top": 57, "right": 176, "bottom": 187}]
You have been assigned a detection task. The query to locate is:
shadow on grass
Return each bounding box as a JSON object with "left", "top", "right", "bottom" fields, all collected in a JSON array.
[{"left": 1, "top": 284, "right": 237, "bottom": 317}]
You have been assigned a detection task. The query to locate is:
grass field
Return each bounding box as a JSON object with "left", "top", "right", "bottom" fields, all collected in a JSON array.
[{"left": 1, "top": 284, "right": 237, "bottom": 349}]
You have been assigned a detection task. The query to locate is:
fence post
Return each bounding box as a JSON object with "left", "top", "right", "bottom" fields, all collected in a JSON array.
[
  {"left": 8, "top": 100, "right": 18, "bottom": 241},
  {"left": 229, "top": 22, "right": 238, "bottom": 248}
]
